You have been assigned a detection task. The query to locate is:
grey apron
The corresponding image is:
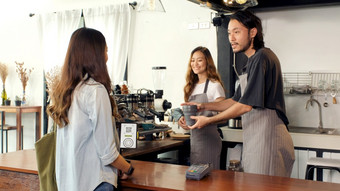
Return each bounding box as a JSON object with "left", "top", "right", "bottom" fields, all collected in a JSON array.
[
  {"left": 239, "top": 74, "right": 295, "bottom": 177},
  {"left": 189, "top": 80, "right": 222, "bottom": 170}
]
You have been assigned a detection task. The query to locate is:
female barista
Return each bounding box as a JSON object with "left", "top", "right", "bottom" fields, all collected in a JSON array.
[
  {"left": 178, "top": 46, "right": 225, "bottom": 170},
  {"left": 185, "top": 11, "right": 295, "bottom": 177}
]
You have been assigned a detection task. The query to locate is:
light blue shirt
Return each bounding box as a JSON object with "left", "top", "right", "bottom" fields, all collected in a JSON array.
[{"left": 56, "top": 78, "right": 120, "bottom": 191}]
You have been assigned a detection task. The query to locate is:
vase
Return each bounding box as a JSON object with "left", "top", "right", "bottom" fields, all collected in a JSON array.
[
  {"left": 1, "top": 85, "right": 7, "bottom": 106},
  {"left": 22, "top": 90, "right": 26, "bottom": 105}
]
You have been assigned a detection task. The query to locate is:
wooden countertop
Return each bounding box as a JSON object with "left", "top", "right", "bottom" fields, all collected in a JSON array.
[
  {"left": 122, "top": 160, "right": 340, "bottom": 191},
  {"left": 1, "top": 150, "right": 340, "bottom": 190},
  {"left": 0, "top": 149, "right": 37, "bottom": 174}
]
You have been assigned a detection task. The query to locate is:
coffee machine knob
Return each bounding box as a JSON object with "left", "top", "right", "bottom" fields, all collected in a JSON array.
[{"left": 162, "top": 100, "right": 172, "bottom": 110}]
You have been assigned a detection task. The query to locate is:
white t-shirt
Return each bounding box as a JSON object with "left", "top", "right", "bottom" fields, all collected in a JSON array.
[
  {"left": 56, "top": 78, "right": 120, "bottom": 191},
  {"left": 191, "top": 80, "right": 225, "bottom": 102}
]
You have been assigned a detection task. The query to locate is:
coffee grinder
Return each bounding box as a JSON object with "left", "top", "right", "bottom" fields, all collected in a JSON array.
[{"left": 151, "top": 66, "right": 172, "bottom": 121}]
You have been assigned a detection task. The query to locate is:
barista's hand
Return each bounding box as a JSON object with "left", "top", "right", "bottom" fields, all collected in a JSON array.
[
  {"left": 178, "top": 116, "right": 190, "bottom": 130},
  {"left": 181, "top": 102, "right": 204, "bottom": 111},
  {"left": 188, "top": 116, "right": 209, "bottom": 129}
]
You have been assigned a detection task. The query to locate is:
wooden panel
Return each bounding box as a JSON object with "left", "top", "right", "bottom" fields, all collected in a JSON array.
[{"left": 0, "top": 170, "right": 39, "bottom": 191}]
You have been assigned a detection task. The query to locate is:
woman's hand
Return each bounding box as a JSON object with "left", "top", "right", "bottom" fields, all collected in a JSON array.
[
  {"left": 178, "top": 116, "right": 190, "bottom": 130},
  {"left": 118, "top": 170, "right": 129, "bottom": 180}
]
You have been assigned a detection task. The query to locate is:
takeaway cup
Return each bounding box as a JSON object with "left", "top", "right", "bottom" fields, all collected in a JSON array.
[{"left": 182, "top": 105, "right": 197, "bottom": 126}]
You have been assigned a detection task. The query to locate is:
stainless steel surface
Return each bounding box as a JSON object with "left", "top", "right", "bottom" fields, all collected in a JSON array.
[
  {"left": 288, "top": 126, "right": 340, "bottom": 135},
  {"left": 116, "top": 88, "right": 171, "bottom": 122},
  {"left": 305, "top": 96, "right": 323, "bottom": 131},
  {"left": 228, "top": 118, "right": 242, "bottom": 129},
  {"left": 282, "top": 72, "right": 340, "bottom": 95}
]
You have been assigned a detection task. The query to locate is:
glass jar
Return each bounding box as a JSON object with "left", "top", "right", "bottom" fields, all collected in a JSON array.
[
  {"left": 1, "top": 86, "right": 7, "bottom": 106},
  {"left": 228, "top": 160, "right": 243, "bottom": 172},
  {"left": 121, "top": 81, "right": 129, "bottom": 94}
]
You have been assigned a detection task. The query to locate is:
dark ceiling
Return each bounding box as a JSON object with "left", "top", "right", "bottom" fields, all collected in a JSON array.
[
  {"left": 250, "top": 0, "right": 340, "bottom": 12},
  {"left": 187, "top": 0, "right": 340, "bottom": 13}
]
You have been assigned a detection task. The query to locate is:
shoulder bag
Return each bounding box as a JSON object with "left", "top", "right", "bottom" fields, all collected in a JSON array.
[{"left": 35, "top": 123, "right": 58, "bottom": 191}]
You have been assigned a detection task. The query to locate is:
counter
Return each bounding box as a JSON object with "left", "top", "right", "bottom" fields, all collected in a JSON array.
[
  {"left": 220, "top": 126, "right": 340, "bottom": 150},
  {"left": 1, "top": 150, "right": 340, "bottom": 191}
]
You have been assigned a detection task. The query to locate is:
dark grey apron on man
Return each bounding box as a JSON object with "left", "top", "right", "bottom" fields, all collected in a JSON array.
[
  {"left": 239, "top": 74, "right": 295, "bottom": 177},
  {"left": 188, "top": 80, "right": 222, "bottom": 170}
]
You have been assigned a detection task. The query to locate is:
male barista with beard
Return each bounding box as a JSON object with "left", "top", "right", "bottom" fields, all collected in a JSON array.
[{"left": 184, "top": 10, "right": 295, "bottom": 177}]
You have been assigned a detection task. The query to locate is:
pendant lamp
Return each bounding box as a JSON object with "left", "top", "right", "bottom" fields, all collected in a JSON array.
[
  {"left": 223, "top": 0, "right": 258, "bottom": 8},
  {"left": 138, "top": 0, "right": 166, "bottom": 12}
]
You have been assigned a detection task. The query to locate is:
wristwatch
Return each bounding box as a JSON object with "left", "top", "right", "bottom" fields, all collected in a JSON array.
[{"left": 125, "top": 165, "right": 134, "bottom": 176}]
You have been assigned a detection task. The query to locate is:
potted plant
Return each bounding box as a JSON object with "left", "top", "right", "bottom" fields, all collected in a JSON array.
[
  {"left": 15, "top": 96, "right": 21, "bottom": 106},
  {"left": 5, "top": 97, "right": 11, "bottom": 106}
]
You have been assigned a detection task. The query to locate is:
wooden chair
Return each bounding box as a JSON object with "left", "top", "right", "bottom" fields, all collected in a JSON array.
[{"left": 1, "top": 111, "right": 23, "bottom": 153}]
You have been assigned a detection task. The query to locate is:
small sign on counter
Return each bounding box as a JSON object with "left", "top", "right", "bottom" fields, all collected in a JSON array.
[{"left": 120, "top": 123, "right": 137, "bottom": 148}]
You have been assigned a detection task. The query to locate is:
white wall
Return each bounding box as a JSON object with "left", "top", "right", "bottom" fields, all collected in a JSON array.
[
  {"left": 128, "top": 0, "right": 217, "bottom": 108},
  {"left": 0, "top": 1, "right": 45, "bottom": 151},
  {"left": 1, "top": 1, "right": 340, "bottom": 154},
  {"left": 258, "top": 7, "right": 340, "bottom": 72}
]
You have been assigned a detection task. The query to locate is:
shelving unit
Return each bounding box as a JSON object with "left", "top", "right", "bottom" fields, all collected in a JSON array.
[{"left": 283, "top": 72, "right": 340, "bottom": 96}]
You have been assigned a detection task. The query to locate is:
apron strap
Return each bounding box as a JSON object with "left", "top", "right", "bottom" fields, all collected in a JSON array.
[{"left": 203, "top": 79, "right": 209, "bottom": 94}]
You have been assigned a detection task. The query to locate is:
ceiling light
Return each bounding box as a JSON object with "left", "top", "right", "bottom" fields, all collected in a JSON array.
[
  {"left": 223, "top": 0, "right": 258, "bottom": 8},
  {"left": 138, "top": 0, "right": 166, "bottom": 12}
]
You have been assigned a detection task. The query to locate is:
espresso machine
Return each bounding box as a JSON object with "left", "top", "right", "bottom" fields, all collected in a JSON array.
[{"left": 115, "top": 66, "right": 172, "bottom": 123}]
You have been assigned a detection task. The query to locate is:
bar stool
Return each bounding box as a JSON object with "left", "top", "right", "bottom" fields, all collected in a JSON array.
[
  {"left": 305, "top": 157, "right": 340, "bottom": 181},
  {"left": 1, "top": 111, "right": 23, "bottom": 153}
]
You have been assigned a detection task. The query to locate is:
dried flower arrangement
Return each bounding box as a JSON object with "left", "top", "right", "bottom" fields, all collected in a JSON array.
[
  {"left": 45, "top": 66, "right": 61, "bottom": 96},
  {"left": 15, "top": 61, "right": 34, "bottom": 92},
  {"left": 0, "top": 62, "right": 9, "bottom": 105},
  {"left": 0, "top": 62, "right": 8, "bottom": 85}
]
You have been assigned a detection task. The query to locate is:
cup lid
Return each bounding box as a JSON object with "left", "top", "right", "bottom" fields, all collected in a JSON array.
[{"left": 182, "top": 105, "right": 197, "bottom": 111}]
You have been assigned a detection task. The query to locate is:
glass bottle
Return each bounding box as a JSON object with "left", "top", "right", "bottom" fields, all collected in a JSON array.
[
  {"left": 21, "top": 90, "right": 27, "bottom": 105},
  {"left": 228, "top": 160, "right": 243, "bottom": 172},
  {"left": 1, "top": 85, "right": 7, "bottom": 105}
]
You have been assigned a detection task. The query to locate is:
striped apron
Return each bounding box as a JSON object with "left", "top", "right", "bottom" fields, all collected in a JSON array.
[
  {"left": 239, "top": 73, "right": 295, "bottom": 177},
  {"left": 189, "top": 80, "right": 222, "bottom": 170}
]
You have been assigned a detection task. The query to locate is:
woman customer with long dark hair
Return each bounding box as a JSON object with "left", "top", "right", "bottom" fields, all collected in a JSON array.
[{"left": 47, "top": 28, "right": 133, "bottom": 191}]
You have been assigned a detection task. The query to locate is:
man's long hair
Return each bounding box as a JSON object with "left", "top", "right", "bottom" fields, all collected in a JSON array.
[{"left": 230, "top": 10, "right": 265, "bottom": 50}]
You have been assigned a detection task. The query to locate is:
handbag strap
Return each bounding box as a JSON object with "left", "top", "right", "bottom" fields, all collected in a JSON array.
[{"left": 52, "top": 122, "right": 57, "bottom": 133}]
